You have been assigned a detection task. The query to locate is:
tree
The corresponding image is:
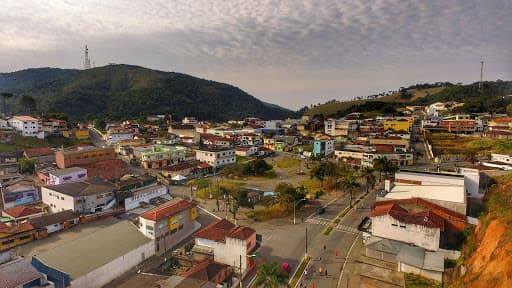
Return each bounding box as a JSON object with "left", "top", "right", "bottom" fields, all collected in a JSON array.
[
  {"left": 254, "top": 262, "right": 288, "bottom": 288},
  {"left": 373, "top": 156, "right": 387, "bottom": 182},
  {"left": 230, "top": 190, "right": 254, "bottom": 223},
  {"left": 19, "top": 158, "right": 35, "bottom": 174},
  {"left": 19, "top": 95, "right": 36, "bottom": 113},
  {"left": 310, "top": 161, "right": 338, "bottom": 186},
  {"left": 339, "top": 173, "right": 360, "bottom": 207},
  {"left": 361, "top": 167, "right": 376, "bottom": 193},
  {"left": 94, "top": 118, "right": 106, "bottom": 130},
  {"left": 0, "top": 92, "right": 13, "bottom": 115}
]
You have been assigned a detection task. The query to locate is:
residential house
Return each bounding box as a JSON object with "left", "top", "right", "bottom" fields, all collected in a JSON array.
[
  {"left": 235, "top": 147, "right": 258, "bottom": 157},
  {"left": 195, "top": 148, "right": 236, "bottom": 170},
  {"left": 438, "top": 120, "right": 475, "bottom": 134},
  {"left": 201, "top": 134, "right": 233, "bottom": 148},
  {"left": 63, "top": 128, "right": 90, "bottom": 139},
  {"left": 55, "top": 146, "right": 115, "bottom": 169},
  {"left": 193, "top": 219, "right": 256, "bottom": 274},
  {"left": 41, "top": 178, "right": 117, "bottom": 214},
  {"left": 135, "top": 145, "right": 188, "bottom": 169},
  {"left": 41, "top": 118, "right": 67, "bottom": 135},
  {"left": 181, "top": 260, "right": 233, "bottom": 287},
  {"left": 369, "top": 137, "right": 410, "bottom": 150},
  {"left": 28, "top": 209, "right": 78, "bottom": 238},
  {"left": 23, "top": 147, "right": 55, "bottom": 164},
  {"left": 182, "top": 117, "right": 198, "bottom": 125},
  {"left": 106, "top": 128, "right": 134, "bottom": 145},
  {"left": 169, "top": 124, "right": 200, "bottom": 143},
  {"left": 121, "top": 184, "right": 169, "bottom": 211},
  {"left": 0, "top": 258, "right": 54, "bottom": 288},
  {"left": 380, "top": 170, "right": 467, "bottom": 214},
  {"left": 1, "top": 183, "right": 40, "bottom": 209},
  {"left": 313, "top": 139, "right": 335, "bottom": 157},
  {"left": 383, "top": 118, "right": 413, "bottom": 132},
  {"left": 240, "top": 133, "right": 261, "bottom": 146},
  {"left": 160, "top": 160, "right": 200, "bottom": 179},
  {"left": 370, "top": 198, "right": 468, "bottom": 251},
  {"left": 136, "top": 199, "right": 200, "bottom": 255},
  {"left": 31, "top": 219, "right": 155, "bottom": 288},
  {"left": 2, "top": 205, "right": 45, "bottom": 223},
  {"left": 324, "top": 118, "right": 358, "bottom": 137},
  {"left": 0, "top": 162, "right": 18, "bottom": 175},
  {"left": 8, "top": 116, "right": 44, "bottom": 138},
  {"left": 0, "top": 222, "right": 35, "bottom": 251},
  {"left": 85, "top": 159, "right": 129, "bottom": 180},
  {"left": 48, "top": 167, "right": 88, "bottom": 185}
]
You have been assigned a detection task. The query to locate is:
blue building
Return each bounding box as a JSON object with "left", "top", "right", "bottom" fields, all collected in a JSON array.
[{"left": 313, "top": 139, "right": 335, "bottom": 157}]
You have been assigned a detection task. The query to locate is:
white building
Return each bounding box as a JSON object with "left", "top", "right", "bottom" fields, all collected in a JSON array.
[
  {"left": 193, "top": 219, "right": 257, "bottom": 274},
  {"left": 41, "top": 178, "right": 116, "bottom": 214},
  {"left": 8, "top": 116, "right": 44, "bottom": 138},
  {"left": 32, "top": 219, "right": 155, "bottom": 288},
  {"left": 48, "top": 167, "right": 88, "bottom": 185},
  {"left": 324, "top": 119, "right": 358, "bottom": 137},
  {"left": 124, "top": 185, "right": 168, "bottom": 211},
  {"left": 382, "top": 170, "right": 467, "bottom": 214},
  {"left": 182, "top": 117, "right": 198, "bottom": 125},
  {"left": 195, "top": 148, "right": 236, "bottom": 169},
  {"left": 106, "top": 128, "right": 134, "bottom": 145},
  {"left": 235, "top": 146, "right": 258, "bottom": 157}
]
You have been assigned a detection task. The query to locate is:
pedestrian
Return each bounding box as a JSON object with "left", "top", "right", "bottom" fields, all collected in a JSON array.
[
  {"left": 323, "top": 244, "right": 326, "bottom": 251},
  {"left": 325, "top": 269, "right": 327, "bottom": 276}
]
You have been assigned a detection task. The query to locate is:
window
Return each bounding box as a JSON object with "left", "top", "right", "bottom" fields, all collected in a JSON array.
[
  {"left": 391, "top": 224, "right": 398, "bottom": 227},
  {"left": 2, "top": 239, "right": 15, "bottom": 245},
  {"left": 400, "top": 225, "right": 406, "bottom": 228},
  {"left": 146, "top": 225, "right": 154, "bottom": 231},
  {"left": 19, "top": 235, "right": 32, "bottom": 241}
]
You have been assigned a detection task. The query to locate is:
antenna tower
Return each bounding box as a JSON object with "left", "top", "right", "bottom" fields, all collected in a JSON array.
[
  {"left": 84, "top": 45, "right": 91, "bottom": 69},
  {"left": 479, "top": 61, "right": 484, "bottom": 95}
]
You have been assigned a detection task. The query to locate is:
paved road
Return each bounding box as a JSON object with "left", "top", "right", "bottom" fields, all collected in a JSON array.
[{"left": 88, "top": 128, "right": 107, "bottom": 147}]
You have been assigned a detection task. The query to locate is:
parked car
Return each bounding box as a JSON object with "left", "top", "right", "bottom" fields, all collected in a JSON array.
[{"left": 316, "top": 207, "right": 325, "bottom": 214}]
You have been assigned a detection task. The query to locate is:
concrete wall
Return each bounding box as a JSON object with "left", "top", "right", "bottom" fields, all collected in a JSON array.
[
  {"left": 396, "top": 172, "right": 464, "bottom": 186},
  {"left": 71, "top": 240, "right": 155, "bottom": 288},
  {"left": 459, "top": 168, "right": 483, "bottom": 199},
  {"left": 399, "top": 262, "right": 443, "bottom": 282},
  {"left": 49, "top": 169, "right": 87, "bottom": 185},
  {"left": 371, "top": 215, "right": 440, "bottom": 251},
  {"left": 196, "top": 236, "right": 253, "bottom": 274}
]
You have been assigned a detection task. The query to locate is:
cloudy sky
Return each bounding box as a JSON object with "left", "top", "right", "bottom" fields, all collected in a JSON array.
[{"left": 1, "top": 0, "right": 511, "bottom": 109}]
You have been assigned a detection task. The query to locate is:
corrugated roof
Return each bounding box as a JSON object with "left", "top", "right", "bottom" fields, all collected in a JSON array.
[
  {"left": 141, "top": 199, "right": 195, "bottom": 221},
  {"left": 33, "top": 220, "right": 151, "bottom": 279},
  {"left": 0, "top": 258, "right": 41, "bottom": 288},
  {"left": 46, "top": 178, "right": 115, "bottom": 197},
  {"left": 49, "top": 167, "right": 87, "bottom": 177},
  {"left": 29, "top": 210, "right": 77, "bottom": 229}
]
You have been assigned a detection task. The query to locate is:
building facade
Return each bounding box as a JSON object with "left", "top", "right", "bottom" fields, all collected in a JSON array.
[
  {"left": 313, "top": 139, "right": 335, "bottom": 157},
  {"left": 137, "top": 199, "right": 200, "bottom": 255},
  {"left": 55, "top": 146, "right": 116, "bottom": 169},
  {"left": 195, "top": 148, "right": 236, "bottom": 169},
  {"left": 49, "top": 167, "right": 88, "bottom": 185}
]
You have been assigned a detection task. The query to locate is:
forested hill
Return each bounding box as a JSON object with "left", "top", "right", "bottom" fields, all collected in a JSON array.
[{"left": 0, "top": 65, "right": 292, "bottom": 121}]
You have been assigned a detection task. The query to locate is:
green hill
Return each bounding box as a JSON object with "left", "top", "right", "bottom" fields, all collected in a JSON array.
[
  {"left": 0, "top": 65, "right": 292, "bottom": 121},
  {"left": 306, "top": 81, "right": 512, "bottom": 117}
]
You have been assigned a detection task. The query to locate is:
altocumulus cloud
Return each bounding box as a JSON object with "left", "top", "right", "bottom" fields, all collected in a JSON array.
[{"left": 0, "top": 0, "right": 511, "bottom": 108}]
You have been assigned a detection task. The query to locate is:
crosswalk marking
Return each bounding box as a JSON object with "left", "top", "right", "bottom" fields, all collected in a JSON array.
[
  {"left": 334, "top": 224, "right": 359, "bottom": 234},
  {"left": 305, "top": 217, "right": 331, "bottom": 226},
  {"left": 305, "top": 217, "right": 360, "bottom": 235}
]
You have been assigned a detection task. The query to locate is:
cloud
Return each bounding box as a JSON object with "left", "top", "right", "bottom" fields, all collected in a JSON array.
[{"left": 0, "top": 0, "right": 511, "bottom": 108}]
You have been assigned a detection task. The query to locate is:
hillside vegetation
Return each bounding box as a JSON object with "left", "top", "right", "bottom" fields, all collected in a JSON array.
[
  {"left": 306, "top": 81, "right": 512, "bottom": 118},
  {"left": 449, "top": 174, "right": 512, "bottom": 288},
  {"left": 0, "top": 65, "right": 292, "bottom": 121}
]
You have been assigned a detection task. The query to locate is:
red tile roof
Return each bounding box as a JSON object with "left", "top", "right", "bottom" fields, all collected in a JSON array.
[
  {"left": 194, "top": 219, "right": 255, "bottom": 241},
  {"left": 0, "top": 222, "right": 34, "bottom": 234},
  {"left": 490, "top": 117, "right": 512, "bottom": 123},
  {"left": 371, "top": 198, "right": 468, "bottom": 231},
  {"left": 3, "top": 205, "right": 42, "bottom": 219},
  {"left": 141, "top": 199, "right": 195, "bottom": 222},
  {"left": 197, "top": 163, "right": 212, "bottom": 169},
  {"left": 14, "top": 116, "right": 38, "bottom": 121},
  {"left": 24, "top": 147, "right": 53, "bottom": 157}
]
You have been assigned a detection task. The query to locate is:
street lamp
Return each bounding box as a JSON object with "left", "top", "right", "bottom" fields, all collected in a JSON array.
[{"left": 293, "top": 198, "right": 307, "bottom": 225}]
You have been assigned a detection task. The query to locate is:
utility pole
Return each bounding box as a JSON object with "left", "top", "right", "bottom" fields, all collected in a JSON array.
[
  {"left": 239, "top": 254, "right": 243, "bottom": 288},
  {"left": 305, "top": 227, "right": 308, "bottom": 258}
]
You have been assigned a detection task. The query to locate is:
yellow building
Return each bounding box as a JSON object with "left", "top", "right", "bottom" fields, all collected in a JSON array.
[
  {"left": 63, "top": 129, "right": 90, "bottom": 139},
  {"left": 384, "top": 118, "right": 413, "bottom": 132},
  {"left": 0, "top": 222, "right": 35, "bottom": 251}
]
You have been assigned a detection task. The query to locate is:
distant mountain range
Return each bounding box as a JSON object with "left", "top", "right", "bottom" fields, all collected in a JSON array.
[{"left": 0, "top": 65, "right": 293, "bottom": 121}]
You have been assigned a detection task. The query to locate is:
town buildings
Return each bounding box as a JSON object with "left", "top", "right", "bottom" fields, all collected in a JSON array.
[
  {"left": 106, "top": 128, "right": 134, "bottom": 145},
  {"left": 136, "top": 199, "right": 200, "bottom": 255},
  {"left": 193, "top": 219, "right": 256, "bottom": 274},
  {"left": 48, "top": 167, "right": 88, "bottom": 185},
  {"left": 8, "top": 116, "right": 44, "bottom": 138},
  {"left": 195, "top": 148, "right": 236, "bottom": 169},
  {"left": 55, "top": 146, "right": 115, "bottom": 169},
  {"left": 41, "top": 178, "right": 116, "bottom": 214},
  {"left": 313, "top": 139, "right": 335, "bottom": 157}
]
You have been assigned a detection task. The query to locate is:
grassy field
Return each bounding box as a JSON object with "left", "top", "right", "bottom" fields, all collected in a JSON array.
[
  {"left": 298, "top": 179, "right": 322, "bottom": 193},
  {"left": 306, "top": 87, "right": 445, "bottom": 117},
  {"left": 0, "top": 135, "right": 93, "bottom": 153},
  {"left": 428, "top": 133, "right": 512, "bottom": 156},
  {"left": 273, "top": 156, "right": 301, "bottom": 169}
]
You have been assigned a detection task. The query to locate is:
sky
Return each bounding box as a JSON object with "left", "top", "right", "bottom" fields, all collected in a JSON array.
[{"left": 1, "top": 0, "right": 511, "bottom": 110}]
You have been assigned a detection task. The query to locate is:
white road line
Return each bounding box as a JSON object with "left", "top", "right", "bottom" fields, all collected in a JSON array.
[
  {"left": 197, "top": 205, "right": 221, "bottom": 220},
  {"left": 337, "top": 234, "right": 360, "bottom": 288}
]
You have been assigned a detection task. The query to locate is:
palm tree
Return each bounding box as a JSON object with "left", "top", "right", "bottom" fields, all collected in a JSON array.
[
  {"left": 254, "top": 262, "right": 288, "bottom": 288},
  {"left": 361, "top": 167, "right": 376, "bottom": 193},
  {"left": 372, "top": 156, "right": 387, "bottom": 182},
  {"left": 339, "top": 173, "right": 360, "bottom": 207},
  {"left": 0, "top": 92, "right": 13, "bottom": 115}
]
